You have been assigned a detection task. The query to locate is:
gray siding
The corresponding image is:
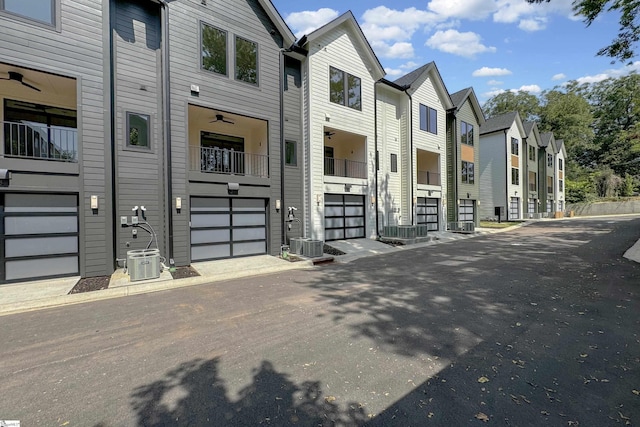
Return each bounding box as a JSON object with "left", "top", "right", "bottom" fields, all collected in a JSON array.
[
  {"left": 479, "top": 132, "right": 507, "bottom": 220},
  {"left": 0, "top": 0, "right": 110, "bottom": 277}
]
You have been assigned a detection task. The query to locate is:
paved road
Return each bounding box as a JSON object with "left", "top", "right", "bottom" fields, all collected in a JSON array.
[{"left": 1, "top": 217, "right": 639, "bottom": 426}]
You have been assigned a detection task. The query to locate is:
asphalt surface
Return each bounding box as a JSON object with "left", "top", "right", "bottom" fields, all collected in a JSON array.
[{"left": 1, "top": 217, "right": 639, "bottom": 426}]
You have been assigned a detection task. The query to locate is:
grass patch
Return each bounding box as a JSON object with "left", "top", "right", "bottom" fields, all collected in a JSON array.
[{"left": 479, "top": 221, "right": 523, "bottom": 229}]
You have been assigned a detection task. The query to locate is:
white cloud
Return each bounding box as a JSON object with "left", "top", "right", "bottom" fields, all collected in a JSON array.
[
  {"left": 472, "top": 67, "right": 512, "bottom": 77},
  {"left": 575, "top": 61, "right": 640, "bottom": 84},
  {"left": 401, "top": 61, "right": 420, "bottom": 70},
  {"left": 361, "top": 23, "right": 413, "bottom": 43},
  {"left": 371, "top": 41, "right": 415, "bottom": 59},
  {"left": 426, "top": 29, "right": 496, "bottom": 57},
  {"left": 427, "top": 0, "right": 496, "bottom": 20},
  {"left": 518, "top": 17, "right": 547, "bottom": 32},
  {"left": 487, "top": 79, "right": 504, "bottom": 86},
  {"left": 362, "top": 6, "right": 439, "bottom": 29},
  {"left": 483, "top": 89, "right": 506, "bottom": 98},
  {"left": 515, "top": 84, "right": 542, "bottom": 93},
  {"left": 285, "top": 8, "right": 339, "bottom": 38},
  {"left": 493, "top": 0, "right": 534, "bottom": 23},
  {"left": 552, "top": 73, "right": 567, "bottom": 81},
  {"left": 385, "top": 67, "right": 404, "bottom": 77}
]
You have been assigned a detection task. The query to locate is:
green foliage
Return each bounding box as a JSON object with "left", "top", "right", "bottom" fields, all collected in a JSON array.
[
  {"left": 527, "top": 0, "right": 640, "bottom": 63},
  {"left": 482, "top": 90, "right": 541, "bottom": 121},
  {"left": 565, "top": 178, "right": 595, "bottom": 203},
  {"left": 202, "top": 25, "right": 227, "bottom": 75},
  {"left": 621, "top": 173, "right": 636, "bottom": 196}
]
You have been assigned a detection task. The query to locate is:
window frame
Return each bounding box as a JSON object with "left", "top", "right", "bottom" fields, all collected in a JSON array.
[
  {"left": 511, "top": 137, "right": 519, "bottom": 156},
  {"left": 419, "top": 104, "right": 437, "bottom": 134},
  {"left": 234, "top": 35, "right": 259, "bottom": 86},
  {"left": 285, "top": 140, "right": 297, "bottom": 167},
  {"left": 0, "top": 0, "right": 57, "bottom": 28},
  {"left": 461, "top": 161, "right": 475, "bottom": 184},
  {"left": 559, "top": 158, "right": 564, "bottom": 171},
  {"left": 200, "top": 22, "right": 228, "bottom": 77},
  {"left": 547, "top": 153, "right": 553, "bottom": 167},
  {"left": 528, "top": 145, "right": 536, "bottom": 161},
  {"left": 559, "top": 179, "right": 564, "bottom": 192},
  {"left": 461, "top": 121, "right": 474, "bottom": 146},
  {"left": 125, "top": 112, "right": 152, "bottom": 151},
  {"left": 390, "top": 153, "right": 398, "bottom": 173},
  {"left": 511, "top": 167, "right": 520, "bottom": 185},
  {"left": 328, "top": 66, "right": 361, "bottom": 111}
]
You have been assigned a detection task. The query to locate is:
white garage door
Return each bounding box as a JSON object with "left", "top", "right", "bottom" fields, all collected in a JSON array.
[
  {"left": 458, "top": 199, "right": 475, "bottom": 222},
  {"left": 2, "top": 193, "right": 79, "bottom": 282},
  {"left": 190, "top": 197, "right": 267, "bottom": 261}
]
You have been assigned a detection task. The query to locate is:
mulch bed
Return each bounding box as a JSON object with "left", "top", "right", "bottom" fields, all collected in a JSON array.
[
  {"left": 378, "top": 239, "right": 405, "bottom": 247},
  {"left": 170, "top": 266, "right": 200, "bottom": 280},
  {"left": 68, "top": 276, "right": 110, "bottom": 294},
  {"left": 323, "top": 244, "right": 346, "bottom": 256}
]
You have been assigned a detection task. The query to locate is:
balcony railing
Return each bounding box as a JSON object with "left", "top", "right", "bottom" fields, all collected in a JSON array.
[
  {"left": 3, "top": 121, "right": 77, "bottom": 162},
  {"left": 417, "top": 170, "right": 440, "bottom": 186},
  {"left": 324, "top": 157, "right": 367, "bottom": 179},
  {"left": 190, "top": 145, "right": 269, "bottom": 178}
]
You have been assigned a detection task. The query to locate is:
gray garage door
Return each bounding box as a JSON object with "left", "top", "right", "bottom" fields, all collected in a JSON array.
[
  {"left": 1, "top": 193, "right": 79, "bottom": 283},
  {"left": 458, "top": 199, "right": 475, "bottom": 222},
  {"left": 190, "top": 197, "right": 267, "bottom": 261},
  {"left": 417, "top": 197, "right": 439, "bottom": 231},
  {"left": 324, "top": 194, "right": 365, "bottom": 241}
]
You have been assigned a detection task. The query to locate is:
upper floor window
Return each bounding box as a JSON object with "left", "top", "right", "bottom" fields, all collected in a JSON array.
[
  {"left": 285, "top": 140, "right": 297, "bottom": 166},
  {"left": 511, "top": 167, "right": 519, "bottom": 185},
  {"left": 461, "top": 121, "right": 473, "bottom": 145},
  {"left": 390, "top": 153, "right": 398, "bottom": 173},
  {"left": 420, "top": 104, "right": 437, "bottom": 134},
  {"left": 547, "top": 153, "right": 553, "bottom": 167},
  {"left": 329, "top": 66, "right": 361, "bottom": 110},
  {"left": 511, "top": 137, "right": 519, "bottom": 155},
  {"left": 559, "top": 158, "right": 563, "bottom": 171},
  {"left": 235, "top": 36, "right": 258, "bottom": 85},
  {"left": 1, "top": 0, "right": 55, "bottom": 26},
  {"left": 202, "top": 23, "right": 228, "bottom": 76},
  {"left": 559, "top": 179, "right": 564, "bottom": 192},
  {"left": 462, "top": 161, "right": 474, "bottom": 184},
  {"left": 127, "top": 112, "right": 150, "bottom": 150},
  {"left": 528, "top": 145, "right": 536, "bottom": 161}
]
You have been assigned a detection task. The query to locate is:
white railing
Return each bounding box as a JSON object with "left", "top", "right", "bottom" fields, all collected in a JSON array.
[
  {"left": 3, "top": 121, "right": 77, "bottom": 162},
  {"left": 190, "top": 145, "right": 269, "bottom": 178}
]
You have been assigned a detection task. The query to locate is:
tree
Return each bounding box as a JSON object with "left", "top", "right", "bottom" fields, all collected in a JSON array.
[
  {"left": 482, "top": 90, "right": 541, "bottom": 121},
  {"left": 527, "top": 0, "right": 640, "bottom": 63}
]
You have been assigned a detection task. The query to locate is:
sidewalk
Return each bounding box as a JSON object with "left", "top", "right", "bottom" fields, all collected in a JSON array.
[{"left": 2, "top": 220, "right": 638, "bottom": 316}]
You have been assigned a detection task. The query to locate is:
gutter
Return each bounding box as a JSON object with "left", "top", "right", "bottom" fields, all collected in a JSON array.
[{"left": 158, "top": 0, "right": 173, "bottom": 265}]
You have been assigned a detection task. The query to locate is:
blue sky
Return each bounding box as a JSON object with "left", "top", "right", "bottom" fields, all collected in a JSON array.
[{"left": 271, "top": 0, "right": 640, "bottom": 103}]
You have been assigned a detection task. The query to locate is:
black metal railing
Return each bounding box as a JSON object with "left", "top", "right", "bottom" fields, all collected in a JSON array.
[
  {"left": 417, "top": 170, "right": 441, "bottom": 186},
  {"left": 324, "top": 157, "right": 367, "bottom": 179},
  {"left": 3, "top": 121, "right": 77, "bottom": 162},
  {"left": 190, "top": 145, "right": 269, "bottom": 178}
]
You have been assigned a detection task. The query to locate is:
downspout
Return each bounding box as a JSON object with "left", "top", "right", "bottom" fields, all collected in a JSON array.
[
  {"left": 374, "top": 81, "right": 380, "bottom": 237},
  {"left": 504, "top": 129, "right": 508, "bottom": 221},
  {"left": 279, "top": 48, "right": 286, "bottom": 245},
  {"left": 450, "top": 108, "right": 459, "bottom": 222},
  {"left": 109, "top": 1, "right": 117, "bottom": 268},
  {"left": 407, "top": 91, "right": 414, "bottom": 225},
  {"left": 158, "top": 0, "right": 173, "bottom": 264}
]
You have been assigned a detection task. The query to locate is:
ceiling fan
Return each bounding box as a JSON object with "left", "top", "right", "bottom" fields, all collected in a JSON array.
[
  {"left": 210, "top": 114, "right": 234, "bottom": 124},
  {"left": 324, "top": 131, "right": 335, "bottom": 139},
  {"left": 0, "top": 71, "right": 41, "bottom": 92}
]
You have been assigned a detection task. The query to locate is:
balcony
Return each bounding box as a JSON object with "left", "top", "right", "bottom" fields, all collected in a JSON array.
[
  {"left": 3, "top": 121, "right": 77, "bottom": 162},
  {"left": 324, "top": 157, "right": 367, "bottom": 179},
  {"left": 417, "top": 170, "right": 440, "bottom": 186},
  {"left": 189, "top": 145, "right": 269, "bottom": 178}
]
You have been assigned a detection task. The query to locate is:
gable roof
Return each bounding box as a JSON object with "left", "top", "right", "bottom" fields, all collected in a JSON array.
[
  {"left": 449, "top": 87, "right": 485, "bottom": 125},
  {"left": 540, "top": 131, "right": 555, "bottom": 148},
  {"left": 258, "top": 0, "right": 295, "bottom": 47},
  {"left": 523, "top": 121, "right": 543, "bottom": 147},
  {"left": 299, "top": 11, "right": 385, "bottom": 81},
  {"left": 393, "top": 62, "right": 453, "bottom": 109},
  {"left": 554, "top": 138, "right": 566, "bottom": 155},
  {"left": 480, "top": 111, "right": 524, "bottom": 136}
]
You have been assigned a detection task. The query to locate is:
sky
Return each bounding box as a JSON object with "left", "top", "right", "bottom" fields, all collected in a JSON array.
[{"left": 271, "top": 0, "right": 640, "bottom": 103}]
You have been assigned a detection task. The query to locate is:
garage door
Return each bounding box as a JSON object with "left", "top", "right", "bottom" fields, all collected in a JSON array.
[
  {"left": 1, "top": 193, "right": 79, "bottom": 283},
  {"left": 324, "top": 194, "right": 365, "bottom": 241},
  {"left": 417, "top": 197, "right": 439, "bottom": 231},
  {"left": 510, "top": 197, "right": 520, "bottom": 220},
  {"left": 190, "top": 197, "right": 267, "bottom": 261},
  {"left": 458, "top": 199, "right": 474, "bottom": 222}
]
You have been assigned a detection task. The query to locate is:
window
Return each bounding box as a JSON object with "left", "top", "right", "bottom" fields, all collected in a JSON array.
[
  {"left": 461, "top": 121, "right": 474, "bottom": 145},
  {"left": 376, "top": 150, "right": 380, "bottom": 171},
  {"left": 511, "top": 167, "right": 519, "bottom": 185},
  {"left": 200, "top": 131, "right": 245, "bottom": 174},
  {"left": 547, "top": 176, "right": 553, "bottom": 194},
  {"left": 511, "top": 137, "right": 519, "bottom": 155},
  {"left": 529, "top": 171, "right": 537, "bottom": 191},
  {"left": 390, "top": 153, "right": 398, "bottom": 172},
  {"left": 329, "top": 66, "right": 361, "bottom": 110},
  {"left": 420, "top": 104, "right": 437, "bottom": 134},
  {"left": 529, "top": 145, "right": 536, "bottom": 161},
  {"left": 462, "top": 161, "right": 475, "bottom": 184},
  {"left": 559, "top": 179, "right": 564, "bottom": 192},
  {"left": 201, "top": 23, "right": 227, "bottom": 76},
  {"left": 235, "top": 36, "right": 258, "bottom": 85},
  {"left": 285, "top": 140, "right": 297, "bottom": 166},
  {"left": 1, "top": 0, "right": 55, "bottom": 26},
  {"left": 127, "top": 112, "right": 150, "bottom": 149},
  {"left": 547, "top": 153, "right": 553, "bottom": 167},
  {"left": 559, "top": 158, "right": 563, "bottom": 171}
]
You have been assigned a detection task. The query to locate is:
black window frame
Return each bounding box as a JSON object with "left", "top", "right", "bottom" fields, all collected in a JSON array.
[
  {"left": 461, "top": 161, "right": 475, "bottom": 184},
  {"left": 201, "top": 22, "right": 228, "bottom": 77},
  {"left": 285, "top": 140, "right": 297, "bottom": 166},
  {"left": 126, "top": 112, "right": 151, "bottom": 151},
  {"left": 235, "top": 35, "right": 258, "bottom": 86},
  {"left": 0, "top": 0, "right": 56, "bottom": 27},
  {"left": 419, "top": 104, "right": 437, "bottom": 134},
  {"left": 528, "top": 145, "right": 536, "bottom": 161},
  {"left": 559, "top": 179, "right": 564, "bottom": 192},
  {"left": 511, "top": 137, "right": 519, "bottom": 155},
  {"left": 547, "top": 153, "right": 553, "bottom": 167},
  {"left": 390, "top": 153, "right": 398, "bottom": 173},
  {"left": 461, "top": 121, "right": 473, "bottom": 146},
  {"left": 559, "top": 158, "right": 563, "bottom": 171},
  {"left": 329, "top": 66, "right": 361, "bottom": 111},
  {"left": 511, "top": 167, "right": 520, "bottom": 185}
]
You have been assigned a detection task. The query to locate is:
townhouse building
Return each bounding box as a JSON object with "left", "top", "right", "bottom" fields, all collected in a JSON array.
[
  {"left": 523, "top": 121, "right": 542, "bottom": 218},
  {"left": 538, "top": 132, "right": 558, "bottom": 215},
  {"left": 446, "top": 87, "right": 485, "bottom": 227},
  {"left": 479, "top": 112, "right": 526, "bottom": 221},
  {"left": 554, "top": 139, "right": 567, "bottom": 213},
  {"left": 0, "top": 0, "right": 295, "bottom": 283}
]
